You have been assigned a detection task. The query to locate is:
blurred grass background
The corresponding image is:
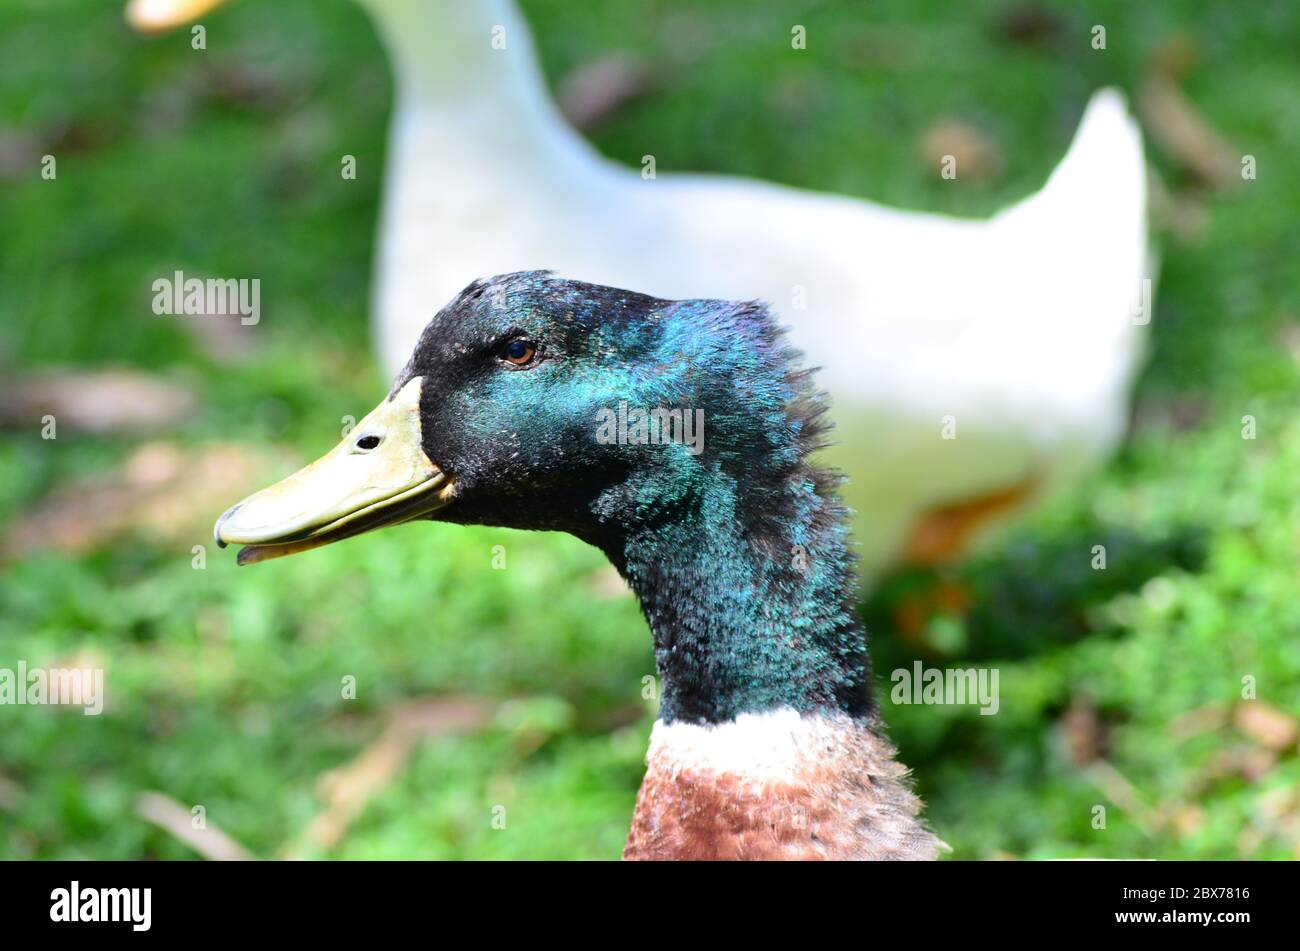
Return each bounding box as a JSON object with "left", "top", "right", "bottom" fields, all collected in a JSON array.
[{"left": 0, "top": 0, "right": 1297, "bottom": 859}]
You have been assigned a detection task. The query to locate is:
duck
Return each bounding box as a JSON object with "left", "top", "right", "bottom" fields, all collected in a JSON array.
[
  {"left": 213, "top": 271, "right": 947, "bottom": 860},
  {"left": 132, "top": 0, "right": 1153, "bottom": 581}
]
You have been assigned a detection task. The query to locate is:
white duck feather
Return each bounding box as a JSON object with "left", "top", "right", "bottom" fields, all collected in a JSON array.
[
  {"left": 363, "top": 0, "right": 1153, "bottom": 578},
  {"left": 131, "top": 0, "right": 1154, "bottom": 580}
]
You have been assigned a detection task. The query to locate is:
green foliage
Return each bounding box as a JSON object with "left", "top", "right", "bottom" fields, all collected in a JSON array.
[{"left": 0, "top": 0, "right": 1296, "bottom": 859}]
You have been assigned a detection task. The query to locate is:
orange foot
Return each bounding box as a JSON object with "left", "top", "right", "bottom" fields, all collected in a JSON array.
[
  {"left": 893, "top": 476, "right": 1040, "bottom": 648},
  {"left": 902, "top": 477, "right": 1040, "bottom": 567}
]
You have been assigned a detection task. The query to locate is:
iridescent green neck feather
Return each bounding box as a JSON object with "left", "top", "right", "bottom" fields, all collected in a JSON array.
[{"left": 613, "top": 469, "right": 871, "bottom": 724}]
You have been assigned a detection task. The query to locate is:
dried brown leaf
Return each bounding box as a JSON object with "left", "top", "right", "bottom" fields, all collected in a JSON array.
[
  {"left": 1139, "top": 73, "right": 1238, "bottom": 189},
  {"left": 284, "top": 696, "right": 495, "bottom": 857},
  {"left": 1168, "top": 702, "right": 1228, "bottom": 740},
  {"left": 1061, "top": 697, "right": 1108, "bottom": 764},
  {"left": 920, "top": 119, "right": 1002, "bottom": 183},
  {"left": 0, "top": 368, "right": 196, "bottom": 435},
  {"left": 557, "top": 54, "right": 655, "bottom": 130},
  {"left": 1234, "top": 701, "right": 1298, "bottom": 752},
  {"left": 136, "top": 791, "right": 257, "bottom": 861},
  {"left": 2, "top": 441, "right": 294, "bottom": 561}
]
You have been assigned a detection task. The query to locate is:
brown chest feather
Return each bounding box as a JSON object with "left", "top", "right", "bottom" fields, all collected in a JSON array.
[{"left": 622, "top": 714, "right": 946, "bottom": 861}]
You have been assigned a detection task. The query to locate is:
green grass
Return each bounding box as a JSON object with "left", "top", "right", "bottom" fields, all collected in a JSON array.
[{"left": 1, "top": 0, "right": 1297, "bottom": 859}]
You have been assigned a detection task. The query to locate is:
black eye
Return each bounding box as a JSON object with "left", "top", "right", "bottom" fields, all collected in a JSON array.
[
  {"left": 501, "top": 338, "right": 537, "bottom": 366},
  {"left": 356, "top": 434, "right": 381, "bottom": 450}
]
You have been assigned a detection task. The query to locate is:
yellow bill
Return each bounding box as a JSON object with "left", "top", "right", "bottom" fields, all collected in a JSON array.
[
  {"left": 126, "top": 0, "right": 231, "bottom": 34},
  {"left": 214, "top": 377, "right": 452, "bottom": 565}
]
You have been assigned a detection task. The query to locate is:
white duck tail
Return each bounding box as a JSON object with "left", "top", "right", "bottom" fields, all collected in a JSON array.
[
  {"left": 995, "top": 86, "right": 1152, "bottom": 336},
  {"left": 816, "top": 89, "right": 1153, "bottom": 576},
  {"left": 975, "top": 87, "right": 1153, "bottom": 474}
]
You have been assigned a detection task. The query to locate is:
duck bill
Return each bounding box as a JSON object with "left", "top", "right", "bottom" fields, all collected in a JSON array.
[
  {"left": 125, "top": 0, "right": 231, "bottom": 34},
  {"left": 214, "top": 377, "right": 452, "bottom": 566}
]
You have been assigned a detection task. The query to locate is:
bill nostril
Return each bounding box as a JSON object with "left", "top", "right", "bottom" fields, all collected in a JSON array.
[{"left": 356, "top": 434, "right": 381, "bottom": 451}]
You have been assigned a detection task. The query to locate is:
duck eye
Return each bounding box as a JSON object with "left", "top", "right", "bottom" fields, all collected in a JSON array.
[
  {"left": 501, "top": 338, "right": 537, "bottom": 366},
  {"left": 355, "top": 434, "right": 381, "bottom": 450}
]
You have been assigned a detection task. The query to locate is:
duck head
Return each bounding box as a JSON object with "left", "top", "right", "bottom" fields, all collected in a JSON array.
[{"left": 215, "top": 271, "right": 823, "bottom": 565}]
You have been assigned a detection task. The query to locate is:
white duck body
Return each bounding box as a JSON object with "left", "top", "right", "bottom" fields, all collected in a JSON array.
[{"left": 364, "top": 0, "right": 1151, "bottom": 580}]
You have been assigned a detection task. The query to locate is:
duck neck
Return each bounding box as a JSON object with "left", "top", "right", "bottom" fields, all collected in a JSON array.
[
  {"left": 361, "top": 0, "right": 597, "bottom": 171},
  {"left": 606, "top": 465, "right": 873, "bottom": 727},
  {"left": 605, "top": 461, "right": 941, "bottom": 860}
]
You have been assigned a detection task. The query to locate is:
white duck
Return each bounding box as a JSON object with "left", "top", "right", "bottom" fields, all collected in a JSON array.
[{"left": 130, "top": 0, "right": 1152, "bottom": 581}]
